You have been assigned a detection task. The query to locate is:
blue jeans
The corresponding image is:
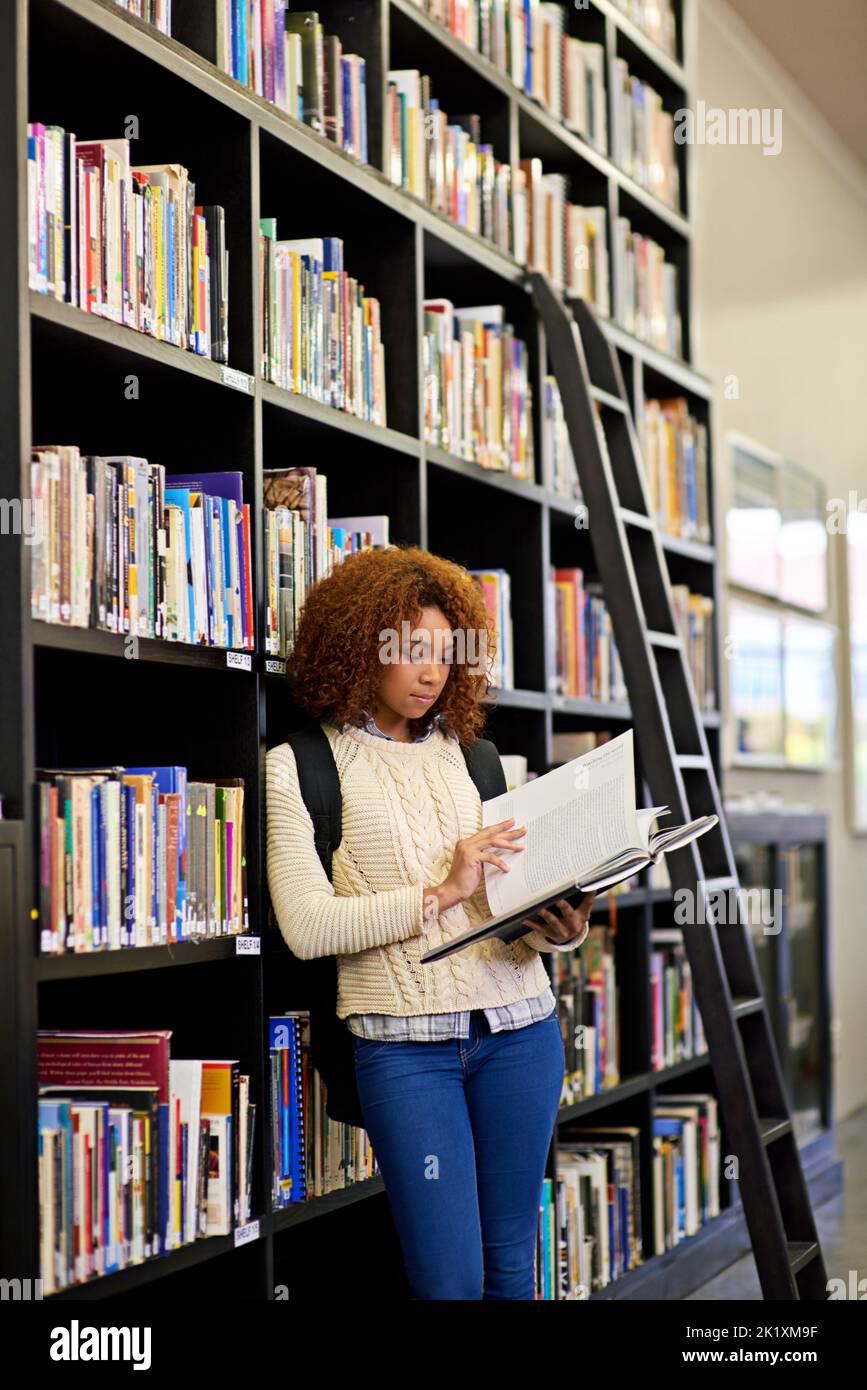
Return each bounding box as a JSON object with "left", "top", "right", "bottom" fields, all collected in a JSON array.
[{"left": 351, "top": 1006, "right": 565, "bottom": 1300}]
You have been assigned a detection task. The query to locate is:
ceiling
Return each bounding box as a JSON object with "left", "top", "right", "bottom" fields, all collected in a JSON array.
[{"left": 724, "top": 0, "right": 867, "bottom": 169}]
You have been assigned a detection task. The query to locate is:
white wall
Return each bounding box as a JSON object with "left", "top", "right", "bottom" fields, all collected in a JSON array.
[{"left": 692, "top": 0, "right": 867, "bottom": 1120}]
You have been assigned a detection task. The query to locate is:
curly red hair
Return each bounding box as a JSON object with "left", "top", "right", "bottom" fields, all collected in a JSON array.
[{"left": 284, "top": 544, "right": 498, "bottom": 744}]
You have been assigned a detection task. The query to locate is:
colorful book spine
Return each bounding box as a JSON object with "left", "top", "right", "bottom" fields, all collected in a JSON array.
[
  {"left": 552, "top": 567, "right": 627, "bottom": 702},
  {"left": 423, "top": 299, "right": 534, "bottom": 479},
  {"left": 35, "top": 768, "right": 248, "bottom": 954},
  {"left": 258, "top": 224, "right": 387, "bottom": 425},
  {"left": 29, "top": 450, "right": 253, "bottom": 649},
  {"left": 639, "top": 397, "right": 711, "bottom": 543},
  {"left": 112, "top": 1, "right": 172, "bottom": 35},
  {"left": 26, "top": 127, "right": 227, "bottom": 360},
  {"left": 216, "top": 4, "right": 368, "bottom": 163},
  {"left": 611, "top": 57, "right": 680, "bottom": 211},
  {"left": 38, "top": 1030, "right": 254, "bottom": 1292},
  {"left": 386, "top": 73, "right": 514, "bottom": 255},
  {"left": 613, "top": 216, "right": 682, "bottom": 357},
  {"left": 269, "top": 1011, "right": 379, "bottom": 1207},
  {"left": 467, "top": 568, "right": 513, "bottom": 690}
]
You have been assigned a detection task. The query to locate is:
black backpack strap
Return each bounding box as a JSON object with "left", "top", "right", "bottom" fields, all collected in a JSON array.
[
  {"left": 459, "top": 735, "right": 509, "bottom": 800},
  {"left": 286, "top": 723, "right": 342, "bottom": 879}
]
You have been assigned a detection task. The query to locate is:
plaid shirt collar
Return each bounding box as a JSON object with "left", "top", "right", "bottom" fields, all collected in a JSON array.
[{"left": 355, "top": 708, "right": 445, "bottom": 743}]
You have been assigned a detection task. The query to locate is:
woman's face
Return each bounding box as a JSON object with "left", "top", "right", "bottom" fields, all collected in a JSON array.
[{"left": 374, "top": 605, "right": 455, "bottom": 726}]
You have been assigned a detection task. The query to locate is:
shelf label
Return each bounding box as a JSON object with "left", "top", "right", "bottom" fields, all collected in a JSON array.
[
  {"left": 226, "top": 650, "right": 252, "bottom": 671},
  {"left": 236, "top": 934, "right": 261, "bottom": 955},
  {"left": 234, "top": 1219, "right": 260, "bottom": 1247},
  {"left": 221, "top": 365, "right": 253, "bottom": 393},
  {"left": 265, "top": 658, "right": 286, "bottom": 675}
]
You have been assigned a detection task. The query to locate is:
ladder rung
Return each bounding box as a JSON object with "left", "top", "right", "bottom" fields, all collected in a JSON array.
[
  {"left": 788, "top": 1241, "right": 820, "bottom": 1275},
  {"left": 591, "top": 386, "right": 629, "bottom": 414},
  {"left": 619, "top": 507, "right": 654, "bottom": 529},
  {"left": 732, "top": 996, "right": 765, "bottom": 1019},
  {"left": 647, "top": 630, "right": 681, "bottom": 649},
  {"left": 759, "top": 1117, "right": 793, "bottom": 1146},
  {"left": 702, "top": 877, "right": 738, "bottom": 893},
  {"left": 675, "top": 754, "right": 710, "bottom": 769}
]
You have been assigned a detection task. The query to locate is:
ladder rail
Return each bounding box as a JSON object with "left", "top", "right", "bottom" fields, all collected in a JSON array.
[{"left": 528, "top": 271, "right": 829, "bottom": 1300}]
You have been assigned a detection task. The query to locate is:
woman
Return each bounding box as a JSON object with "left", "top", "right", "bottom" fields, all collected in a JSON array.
[{"left": 266, "top": 544, "right": 595, "bottom": 1300}]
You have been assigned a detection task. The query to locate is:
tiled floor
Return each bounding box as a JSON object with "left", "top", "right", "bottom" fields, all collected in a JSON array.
[{"left": 687, "top": 1106, "right": 867, "bottom": 1299}]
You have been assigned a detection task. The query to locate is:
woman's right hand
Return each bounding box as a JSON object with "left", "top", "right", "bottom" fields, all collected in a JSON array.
[{"left": 425, "top": 819, "right": 526, "bottom": 915}]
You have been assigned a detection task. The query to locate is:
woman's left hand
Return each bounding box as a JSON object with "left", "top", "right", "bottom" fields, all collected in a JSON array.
[{"left": 522, "top": 891, "right": 596, "bottom": 945}]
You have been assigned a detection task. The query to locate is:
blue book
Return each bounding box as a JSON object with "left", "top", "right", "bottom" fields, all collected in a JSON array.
[
  {"left": 654, "top": 1116, "right": 688, "bottom": 1240},
  {"left": 165, "top": 473, "right": 247, "bottom": 648},
  {"left": 125, "top": 766, "right": 188, "bottom": 943},
  {"left": 358, "top": 57, "right": 368, "bottom": 163},
  {"left": 124, "top": 781, "right": 135, "bottom": 948}
]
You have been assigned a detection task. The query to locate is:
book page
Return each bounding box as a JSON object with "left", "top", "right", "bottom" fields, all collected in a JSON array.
[{"left": 482, "top": 729, "right": 641, "bottom": 917}]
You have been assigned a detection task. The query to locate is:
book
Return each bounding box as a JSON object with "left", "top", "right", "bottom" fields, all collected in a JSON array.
[
  {"left": 420, "top": 729, "right": 718, "bottom": 962},
  {"left": 37, "top": 1029, "right": 255, "bottom": 1290},
  {"left": 386, "top": 70, "right": 514, "bottom": 254},
  {"left": 27, "top": 127, "right": 226, "bottom": 358},
  {"left": 611, "top": 58, "right": 680, "bottom": 211},
  {"left": 613, "top": 217, "right": 682, "bottom": 357},
  {"left": 423, "top": 299, "right": 534, "bottom": 479},
  {"left": 35, "top": 764, "right": 248, "bottom": 953},
  {"left": 258, "top": 222, "right": 386, "bottom": 424}
]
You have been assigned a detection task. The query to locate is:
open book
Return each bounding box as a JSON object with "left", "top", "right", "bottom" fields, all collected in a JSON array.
[{"left": 420, "top": 729, "right": 717, "bottom": 963}]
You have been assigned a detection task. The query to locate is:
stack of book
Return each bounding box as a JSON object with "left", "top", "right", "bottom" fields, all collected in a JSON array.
[
  {"left": 27, "top": 125, "right": 228, "bottom": 360},
  {"left": 411, "top": 0, "right": 606, "bottom": 156},
  {"left": 263, "top": 464, "right": 389, "bottom": 658},
  {"left": 566, "top": 203, "right": 610, "bottom": 314},
  {"left": 29, "top": 450, "right": 255, "bottom": 650},
  {"left": 386, "top": 73, "right": 514, "bottom": 254},
  {"left": 216, "top": 4, "right": 368, "bottom": 161},
  {"left": 36, "top": 765, "right": 248, "bottom": 953},
  {"left": 653, "top": 1095, "right": 720, "bottom": 1252},
  {"left": 553, "top": 923, "right": 620, "bottom": 1104},
  {"left": 562, "top": 33, "right": 608, "bottom": 153},
  {"left": 469, "top": 568, "right": 514, "bottom": 691},
  {"left": 551, "top": 1123, "right": 643, "bottom": 1295},
  {"left": 542, "top": 375, "right": 579, "bottom": 499},
  {"left": 38, "top": 1029, "right": 255, "bottom": 1292},
  {"left": 520, "top": 160, "right": 610, "bottom": 304},
  {"left": 412, "top": 0, "right": 527, "bottom": 88},
  {"left": 259, "top": 226, "right": 386, "bottom": 424},
  {"left": 270, "top": 1013, "right": 379, "bottom": 1206},
  {"left": 114, "top": 0, "right": 171, "bottom": 34},
  {"left": 422, "top": 300, "right": 535, "bottom": 480},
  {"left": 612, "top": 216, "right": 682, "bottom": 357},
  {"left": 671, "top": 586, "right": 716, "bottom": 711},
  {"left": 551, "top": 568, "right": 628, "bottom": 703},
  {"left": 612, "top": 0, "right": 678, "bottom": 59},
  {"left": 650, "top": 930, "right": 710, "bottom": 1072},
  {"left": 640, "top": 397, "right": 711, "bottom": 542},
  {"left": 611, "top": 59, "right": 680, "bottom": 210}
]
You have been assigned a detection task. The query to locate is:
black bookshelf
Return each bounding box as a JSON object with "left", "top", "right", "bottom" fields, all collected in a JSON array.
[{"left": 0, "top": 0, "right": 755, "bottom": 1301}]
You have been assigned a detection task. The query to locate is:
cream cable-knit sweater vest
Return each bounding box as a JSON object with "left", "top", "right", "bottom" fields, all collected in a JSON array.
[{"left": 265, "top": 720, "right": 577, "bottom": 1021}]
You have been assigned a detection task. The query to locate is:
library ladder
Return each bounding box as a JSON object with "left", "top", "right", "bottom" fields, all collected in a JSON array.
[{"left": 528, "top": 271, "right": 828, "bottom": 1300}]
